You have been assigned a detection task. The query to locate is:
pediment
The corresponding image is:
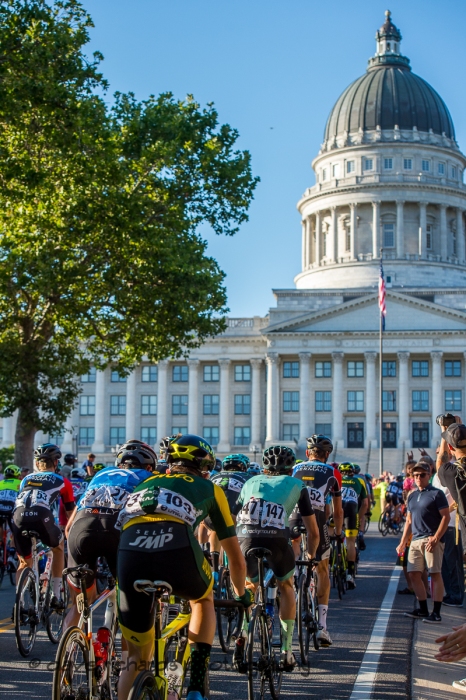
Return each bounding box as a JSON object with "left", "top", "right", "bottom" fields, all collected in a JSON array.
[{"left": 263, "top": 291, "right": 466, "bottom": 334}]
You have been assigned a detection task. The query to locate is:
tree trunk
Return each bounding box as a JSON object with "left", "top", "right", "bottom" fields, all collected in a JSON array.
[{"left": 14, "top": 409, "right": 36, "bottom": 469}]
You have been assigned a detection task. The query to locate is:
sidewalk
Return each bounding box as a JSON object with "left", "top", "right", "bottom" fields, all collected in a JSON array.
[{"left": 413, "top": 602, "right": 466, "bottom": 699}]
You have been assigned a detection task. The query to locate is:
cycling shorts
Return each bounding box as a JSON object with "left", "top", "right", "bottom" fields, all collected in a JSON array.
[
  {"left": 67, "top": 511, "right": 120, "bottom": 589},
  {"left": 11, "top": 506, "right": 63, "bottom": 557},
  {"left": 289, "top": 510, "right": 330, "bottom": 562},
  {"left": 385, "top": 492, "right": 400, "bottom": 507},
  {"left": 343, "top": 501, "right": 358, "bottom": 537},
  {"left": 118, "top": 520, "right": 213, "bottom": 646},
  {"left": 238, "top": 534, "right": 295, "bottom": 583},
  {"left": 0, "top": 502, "right": 14, "bottom": 527}
]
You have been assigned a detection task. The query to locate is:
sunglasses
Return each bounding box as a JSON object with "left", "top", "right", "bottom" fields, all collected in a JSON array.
[{"left": 413, "top": 472, "right": 429, "bottom": 478}]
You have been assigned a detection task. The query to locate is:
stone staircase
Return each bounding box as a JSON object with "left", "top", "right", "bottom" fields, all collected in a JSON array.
[{"left": 331, "top": 443, "right": 406, "bottom": 476}]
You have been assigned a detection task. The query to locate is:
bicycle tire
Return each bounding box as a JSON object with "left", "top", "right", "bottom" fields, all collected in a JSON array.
[
  {"left": 217, "top": 567, "right": 241, "bottom": 653},
  {"left": 128, "top": 670, "right": 161, "bottom": 700},
  {"left": 364, "top": 514, "right": 371, "bottom": 533},
  {"left": 52, "top": 626, "right": 90, "bottom": 700},
  {"left": 247, "top": 605, "right": 268, "bottom": 700},
  {"left": 309, "top": 571, "right": 320, "bottom": 651},
  {"left": 378, "top": 513, "right": 389, "bottom": 536},
  {"left": 46, "top": 574, "right": 69, "bottom": 644},
  {"left": 14, "top": 566, "right": 38, "bottom": 657},
  {"left": 297, "top": 572, "right": 311, "bottom": 666}
]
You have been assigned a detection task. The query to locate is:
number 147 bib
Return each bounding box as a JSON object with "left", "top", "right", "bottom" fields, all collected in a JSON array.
[{"left": 239, "top": 498, "right": 286, "bottom": 529}]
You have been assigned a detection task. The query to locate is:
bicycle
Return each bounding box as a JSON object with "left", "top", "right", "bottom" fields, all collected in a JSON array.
[
  {"left": 330, "top": 536, "right": 347, "bottom": 600},
  {"left": 216, "top": 551, "right": 244, "bottom": 653},
  {"left": 364, "top": 510, "right": 372, "bottom": 533},
  {"left": 0, "top": 521, "right": 17, "bottom": 587},
  {"left": 14, "top": 529, "right": 68, "bottom": 656},
  {"left": 295, "top": 557, "right": 319, "bottom": 667},
  {"left": 52, "top": 564, "right": 120, "bottom": 700},
  {"left": 127, "top": 579, "right": 196, "bottom": 700},
  {"left": 379, "top": 505, "right": 400, "bottom": 536}
]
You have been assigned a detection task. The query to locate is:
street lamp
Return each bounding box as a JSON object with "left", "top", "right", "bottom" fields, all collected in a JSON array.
[{"left": 250, "top": 444, "right": 260, "bottom": 463}]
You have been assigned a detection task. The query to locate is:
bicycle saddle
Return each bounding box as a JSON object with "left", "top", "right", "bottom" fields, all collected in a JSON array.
[
  {"left": 21, "top": 530, "right": 40, "bottom": 539},
  {"left": 63, "top": 564, "right": 94, "bottom": 579},
  {"left": 134, "top": 579, "right": 172, "bottom": 597},
  {"left": 248, "top": 547, "right": 272, "bottom": 559}
]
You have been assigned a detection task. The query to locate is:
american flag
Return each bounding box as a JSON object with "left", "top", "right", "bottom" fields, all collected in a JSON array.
[{"left": 379, "top": 259, "right": 386, "bottom": 331}]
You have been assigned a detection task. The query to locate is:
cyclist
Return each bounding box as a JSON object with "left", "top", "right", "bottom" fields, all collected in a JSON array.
[
  {"left": 64, "top": 441, "right": 156, "bottom": 630},
  {"left": 351, "top": 464, "right": 370, "bottom": 551},
  {"left": 290, "top": 435, "right": 343, "bottom": 647},
  {"left": 247, "top": 461, "right": 261, "bottom": 476},
  {"left": 0, "top": 464, "right": 21, "bottom": 543},
  {"left": 11, "top": 443, "right": 75, "bottom": 604},
  {"left": 236, "top": 445, "right": 319, "bottom": 671},
  {"left": 385, "top": 474, "right": 404, "bottom": 526},
  {"left": 339, "top": 462, "right": 368, "bottom": 589},
  {"left": 115, "top": 434, "right": 250, "bottom": 700}
]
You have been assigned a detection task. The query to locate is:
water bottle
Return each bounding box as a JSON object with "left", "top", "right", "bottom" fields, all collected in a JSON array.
[
  {"left": 166, "top": 661, "right": 183, "bottom": 700},
  {"left": 96, "top": 627, "right": 110, "bottom": 665}
]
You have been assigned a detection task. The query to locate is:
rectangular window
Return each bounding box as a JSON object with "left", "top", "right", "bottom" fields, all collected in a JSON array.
[
  {"left": 412, "top": 360, "right": 429, "bottom": 377},
  {"left": 346, "top": 160, "right": 355, "bottom": 174},
  {"left": 332, "top": 163, "right": 339, "bottom": 177},
  {"left": 111, "top": 371, "right": 126, "bottom": 383},
  {"left": 235, "top": 365, "right": 251, "bottom": 382},
  {"left": 347, "top": 361, "right": 364, "bottom": 377},
  {"left": 347, "top": 391, "right": 364, "bottom": 412},
  {"left": 315, "top": 361, "right": 332, "bottom": 378},
  {"left": 172, "top": 426, "right": 187, "bottom": 436},
  {"left": 203, "top": 426, "right": 219, "bottom": 444},
  {"left": 383, "top": 222, "right": 395, "bottom": 248},
  {"left": 404, "top": 158, "right": 413, "bottom": 170},
  {"left": 422, "top": 160, "right": 430, "bottom": 172},
  {"left": 80, "top": 395, "right": 95, "bottom": 416},
  {"left": 283, "top": 391, "right": 299, "bottom": 412},
  {"left": 172, "top": 365, "right": 188, "bottom": 382},
  {"left": 412, "top": 390, "right": 429, "bottom": 411},
  {"left": 382, "top": 390, "right": 396, "bottom": 411},
  {"left": 203, "top": 365, "right": 219, "bottom": 382},
  {"left": 141, "top": 395, "right": 157, "bottom": 415},
  {"left": 363, "top": 158, "right": 373, "bottom": 171},
  {"left": 315, "top": 391, "right": 332, "bottom": 412},
  {"left": 172, "top": 395, "right": 188, "bottom": 415},
  {"left": 382, "top": 361, "right": 397, "bottom": 377},
  {"left": 283, "top": 424, "right": 299, "bottom": 441},
  {"left": 79, "top": 427, "right": 94, "bottom": 446},
  {"left": 81, "top": 367, "right": 96, "bottom": 383},
  {"left": 315, "top": 423, "right": 332, "bottom": 437},
  {"left": 445, "top": 360, "right": 461, "bottom": 377},
  {"left": 445, "top": 390, "right": 462, "bottom": 412},
  {"left": 204, "top": 394, "right": 219, "bottom": 415},
  {"left": 322, "top": 168, "right": 327, "bottom": 181},
  {"left": 438, "top": 162, "right": 445, "bottom": 175},
  {"left": 426, "top": 224, "right": 433, "bottom": 250},
  {"left": 141, "top": 427, "right": 157, "bottom": 444},
  {"left": 234, "top": 427, "right": 251, "bottom": 446},
  {"left": 384, "top": 158, "right": 393, "bottom": 170},
  {"left": 141, "top": 365, "right": 158, "bottom": 382},
  {"left": 412, "top": 422, "right": 429, "bottom": 448},
  {"left": 110, "top": 395, "right": 126, "bottom": 415},
  {"left": 452, "top": 166, "right": 457, "bottom": 179},
  {"left": 235, "top": 394, "right": 251, "bottom": 415},
  {"left": 110, "top": 427, "right": 125, "bottom": 446},
  {"left": 283, "top": 361, "right": 299, "bottom": 378}
]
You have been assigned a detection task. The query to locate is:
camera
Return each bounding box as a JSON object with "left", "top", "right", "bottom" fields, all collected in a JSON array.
[{"left": 435, "top": 413, "right": 456, "bottom": 428}]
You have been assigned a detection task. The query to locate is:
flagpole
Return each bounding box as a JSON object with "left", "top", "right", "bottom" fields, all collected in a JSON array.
[{"left": 379, "top": 248, "right": 384, "bottom": 477}]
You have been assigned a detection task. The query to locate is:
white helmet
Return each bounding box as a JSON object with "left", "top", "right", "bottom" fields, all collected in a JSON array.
[{"left": 71, "top": 467, "right": 86, "bottom": 479}]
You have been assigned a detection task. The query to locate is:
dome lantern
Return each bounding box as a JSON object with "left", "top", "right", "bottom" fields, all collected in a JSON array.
[{"left": 375, "top": 10, "right": 401, "bottom": 57}]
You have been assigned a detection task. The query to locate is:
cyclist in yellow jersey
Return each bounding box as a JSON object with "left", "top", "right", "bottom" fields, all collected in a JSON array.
[
  {"left": 352, "top": 464, "right": 370, "bottom": 550},
  {"left": 339, "top": 463, "right": 368, "bottom": 588},
  {"left": 0, "top": 465, "right": 21, "bottom": 543}
]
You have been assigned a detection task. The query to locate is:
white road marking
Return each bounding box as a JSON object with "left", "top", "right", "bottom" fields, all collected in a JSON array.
[{"left": 349, "top": 566, "right": 402, "bottom": 699}]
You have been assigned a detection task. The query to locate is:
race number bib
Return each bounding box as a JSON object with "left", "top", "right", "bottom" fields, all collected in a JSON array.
[
  {"left": 341, "top": 486, "right": 357, "bottom": 503},
  {"left": 237, "top": 497, "right": 260, "bottom": 525},
  {"left": 306, "top": 486, "right": 326, "bottom": 511},
  {"left": 81, "top": 485, "right": 129, "bottom": 510},
  {"left": 115, "top": 488, "right": 149, "bottom": 529},
  {"left": 154, "top": 488, "right": 196, "bottom": 526},
  {"left": 0, "top": 490, "right": 17, "bottom": 503},
  {"left": 30, "top": 490, "right": 50, "bottom": 507},
  {"left": 260, "top": 501, "right": 285, "bottom": 529},
  {"left": 228, "top": 478, "right": 244, "bottom": 494}
]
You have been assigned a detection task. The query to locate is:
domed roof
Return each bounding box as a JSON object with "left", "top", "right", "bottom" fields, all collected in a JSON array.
[{"left": 324, "top": 12, "right": 455, "bottom": 146}]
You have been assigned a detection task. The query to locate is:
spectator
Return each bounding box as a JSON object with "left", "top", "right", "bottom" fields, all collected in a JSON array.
[
  {"left": 397, "top": 461, "right": 450, "bottom": 622},
  {"left": 81, "top": 452, "right": 96, "bottom": 477},
  {"left": 432, "top": 470, "right": 463, "bottom": 607}
]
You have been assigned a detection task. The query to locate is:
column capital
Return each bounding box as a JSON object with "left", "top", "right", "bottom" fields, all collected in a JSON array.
[
  {"left": 157, "top": 359, "right": 169, "bottom": 368},
  {"left": 419, "top": 201, "right": 427, "bottom": 210},
  {"left": 431, "top": 350, "right": 444, "bottom": 362},
  {"left": 364, "top": 351, "right": 377, "bottom": 362},
  {"left": 397, "top": 351, "right": 410, "bottom": 362},
  {"left": 372, "top": 200, "right": 381, "bottom": 206},
  {"left": 330, "top": 205, "right": 337, "bottom": 212},
  {"left": 266, "top": 353, "right": 279, "bottom": 365},
  {"left": 218, "top": 358, "right": 231, "bottom": 368},
  {"left": 250, "top": 358, "right": 263, "bottom": 369},
  {"left": 350, "top": 202, "right": 357, "bottom": 210},
  {"left": 331, "top": 351, "right": 344, "bottom": 362},
  {"left": 396, "top": 199, "right": 405, "bottom": 206},
  {"left": 187, "top": 358, "right": 200, "bottom": 367},
  {"left": 299, "top": 352, "right": 312, "bottom": 362}
]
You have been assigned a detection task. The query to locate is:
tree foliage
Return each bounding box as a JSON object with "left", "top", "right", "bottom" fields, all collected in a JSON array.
[{"left": 0, "top": 0, "right": 258, "bottom": 462}]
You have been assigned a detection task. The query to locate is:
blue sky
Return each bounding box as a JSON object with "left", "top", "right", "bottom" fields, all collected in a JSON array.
[{"left": 85, "top": 0, "right": 466, "bottom": 317}]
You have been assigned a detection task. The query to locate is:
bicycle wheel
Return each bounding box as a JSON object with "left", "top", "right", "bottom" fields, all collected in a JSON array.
[
  {"left": 128, "top": 670, "right": 161, "bottom": 700},
  {"left": 297, "top": 572, "right": 311, "bottom": 666},
  {"left": 14, "top": 567, "right": 38, "bottom": 657},
  {"left": 378, "top": 513, "right": 389, "bottom": 536},
  {"left": 46, "top": 575, "right": 69, "bottom": 644},
  {"left": 52, "top": 626, "right": 90, "bottom": 700},
  {"left": 217, "top": 567, "right": 241, "bottom": 653},
  {"left": 247, "top": 606, "right": 268, "bottom": 700}
]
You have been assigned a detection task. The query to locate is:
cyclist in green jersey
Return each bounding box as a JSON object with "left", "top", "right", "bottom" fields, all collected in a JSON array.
[
  {"left": 236, "top": 445, "right": 319, "bottom": 671},
  {"left": 339, "top": 463, "right": 368, "bottom": 588},
  {"left": 352, "top": 464, "right": 370, "bottom": 550},
  {"left": 115, "top": 434, "right": 251, "bottom": 700},
  {"left": 0, "top": 465, "right": 21, "bottom": 542}
]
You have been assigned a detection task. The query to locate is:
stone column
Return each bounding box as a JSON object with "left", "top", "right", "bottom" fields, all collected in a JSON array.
[
  {"left": 306, "top": 217, "right": 312, "bottom": 268},
  {"left": 187, "top": 359, "right": 200, "bottom": 435},
  {"left": 331, "top": 206, "right": 338, "bottom": 262},
  {"left": 365, "top": 352, "right": 377, "bottom": 447},
  {"left": 298, "top": 353, "right": 312, "bottom": 449},
  {"left": 440, "top": 204, "right": 448, "bottom": 260},
  {"left": 2, "top": 416, "right": 14, "bottom": 447},
  {"left": 397, "top": 352, "right": 410, "bottom": 448},
  {"left": 372, "top": 201, "right": 380, "bottom": 258},
  {"left": 61, "top": 407, "right": 77, "bottom": 455},
  {"left": 419, "top": 202, "right": 427, "bottom": 258},
  {"left": 431, "top": 351, "right": 443, "bottom": 448},
  {"left": 396, "top": 200, "right": 404, "bottom": 258},
  {"left": 457, "top": 208, "right": 465, "bottom": 263},
  {"left": 217, "top": 359, "right": 231, "bottom": 453},
  {"left": 265, "top": 354, "right": 279, "bottom": 443},
  {"left": 332, "top": 352, "right": 344, "bottom": 446},
  {"left": 92, "top": 369, "right": 106, "bottom": 454},
  {"left": 315, "top": 211, "right": 321, "bottom": 266},
  {"left": 125, "top": 369, "right": 138, "bottom": 442},
  {"left": 250, "top": 359, "right": 263, "bottom": 448},
  {"left": 301, "top": 220, "right": 306, "bottom": 271},
  {"left": 349, "top": 204, "right": 356, "bottom": 259},
  {"left": 156, "top": 360, "right": 169, "bottom": 443}
]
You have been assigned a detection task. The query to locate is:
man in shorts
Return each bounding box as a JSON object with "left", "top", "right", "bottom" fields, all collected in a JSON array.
[{"left": 290, "top": 435, "right": 343, "bottom": 646}]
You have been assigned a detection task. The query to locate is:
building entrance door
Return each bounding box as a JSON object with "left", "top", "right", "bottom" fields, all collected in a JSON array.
[
  {"left": 347, "top": 423, "right": 364, "bottom": 448},
  {"left": 412, "top": 422, "right": 429, "bottom": 448},
  {"left": 382, "top": 422, "right": 397, "bottom": 448}
]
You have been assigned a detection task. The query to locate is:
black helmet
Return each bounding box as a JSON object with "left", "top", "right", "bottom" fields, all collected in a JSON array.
[
  {"left": 352, "top": 464, "right": 361, "bottom": 474},
  {"left": 34, "top": 443, "right": 62, "bottom": 462},
  {"left": 222, "top": 453, "right": 250, "bottom": 472},
  {"left": 262, "top": 445, "right": 296, "bottom": 473},
  {"left": 64, "top": 453, "right": 77, "bottom": 466},
  {"left": 155, "top": 458, "right": 170, "bottom": 474},
  {"left": 396, "top": 474, "right": 404, "bottom": 482},
  {"left": 306, "top": 434, "right": 333, "bottom": 453},
  {"left": 159, "top": 435, "right": 179, "bottom": 455},
  {"left": 117, "top": 444, "right": 157, "bottom": 469},
  {"left": 167, "top": 434, "right": 215, "bottom": 471},
  {"left": 115, "top": 440, "right": 152, "bottom": 466}
]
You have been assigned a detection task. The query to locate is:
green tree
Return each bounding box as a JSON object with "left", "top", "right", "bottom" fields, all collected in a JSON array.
[{"left": 0, "top": 0, "right": 258, "bottom": 466}]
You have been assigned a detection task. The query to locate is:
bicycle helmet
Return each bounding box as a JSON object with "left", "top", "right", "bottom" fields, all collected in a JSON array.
[
  {"left": 247, "top": 462, "right": 261, "bottom": 475},
  {"left": 117, "top": 444, "right": 157, "bottom": 469},
  {"left": 115, "top": 440, "right": 153, "bottom": 466},
  {"left": 159, "top": 435, "right": 179, "bottom": 456},
  {"left": 34, "top": 443, "right": 62, "bottom": 463},
  {"left": 63, "top": 453, "right": 77, "bottom": 466},
  {"left": 295, "top": 459, "right": 303, "bottom": 465},
  {"left": 222, "top": 453, "right": 250, "bottom": 472},
  {"left": 93, "top": 463, "right": 106, "bottom": 472},
  {"left": 306, "top": 434, "right": 333, "bottom": 453},
  {"left": 155, "top": 458, "right": 170, "bottom": 474},
  {"left": 166, "top": 434, "right": 215, "bottom": 471},
  {"left": 4, "top": 465, "right": 20, "bottom": 479},
  {"left": 352, "top": 464, "right": 361, "bottom": 474},
  {"left": 396, "top": 474, "right": 404, "bottom": 482},
  {"left": 262, "top": 445, "right": 296, "bottom": 473},
  {"left": 339, "top": 462, "right": 354, "bottom": 475},
  {"left": 71, "top": 466, "right": 87, "bottom": 479}
]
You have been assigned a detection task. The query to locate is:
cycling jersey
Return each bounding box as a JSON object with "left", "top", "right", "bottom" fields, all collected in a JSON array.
[
  {"left": 209, "top": 470, "right": 251, "bottom": 515},
  {"left": 69, "top": 477, "right": 88, "bottom": 502},
  {"left": 341, "top": 475, "right": 367, "bottom": 504},
  {"left": 291, "top": 460, "right": 341, "bottom": 512},
  {"left": 78, "top": 466, "right": 150, "bottom": 515},
  {"left": 387, "top": 481, "right": 403, "bottom": 499},
  {"left": 0, "top": 478, "right": 21, "bottom": 518},
  {"left": 15, "top": 471, "right": 75, "bottom": 513}
]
